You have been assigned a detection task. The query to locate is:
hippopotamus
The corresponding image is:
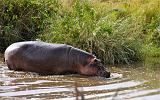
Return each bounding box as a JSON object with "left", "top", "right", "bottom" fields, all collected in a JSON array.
[{"left": 4, "top": 41, "right": 110, "bottom": 78}]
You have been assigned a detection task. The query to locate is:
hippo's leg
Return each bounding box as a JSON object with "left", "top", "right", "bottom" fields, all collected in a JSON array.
[
  {"left": 5, "top": 60, "right": 23, "bottom": 71},
  {"left": 5, "top": 60, "right": 14, "bottom": 70}
]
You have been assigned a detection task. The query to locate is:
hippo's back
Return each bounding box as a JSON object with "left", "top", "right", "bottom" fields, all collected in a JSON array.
[{"left": 5, "top": 41, "right": 70, "bottom": 60}]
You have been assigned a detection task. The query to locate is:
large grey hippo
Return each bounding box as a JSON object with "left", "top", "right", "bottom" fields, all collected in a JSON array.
[{"left": 4, "top": 41, "right": 110, "bottom": 78}]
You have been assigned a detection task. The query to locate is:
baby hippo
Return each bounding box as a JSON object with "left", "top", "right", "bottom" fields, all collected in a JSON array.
[{"left": 4, "top": 41, "right": 110, "bottom": 78}]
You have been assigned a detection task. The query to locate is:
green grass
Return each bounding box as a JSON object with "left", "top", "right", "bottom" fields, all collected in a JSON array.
[
  {"left": 1, "top": 0, "right": 160, "bottom": 65},
  {"left": 142, "top": 45, "right": 160, "bottom": 57}
]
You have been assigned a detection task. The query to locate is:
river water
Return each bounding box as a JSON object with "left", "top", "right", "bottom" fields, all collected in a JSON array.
[{"left": 0, "top": 54, "right": 159, "bottom": 100}]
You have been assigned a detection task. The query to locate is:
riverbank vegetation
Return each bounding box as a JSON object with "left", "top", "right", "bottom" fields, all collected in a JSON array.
[{"left": 0, "top": 0, "right": 160, "bottom": 65}]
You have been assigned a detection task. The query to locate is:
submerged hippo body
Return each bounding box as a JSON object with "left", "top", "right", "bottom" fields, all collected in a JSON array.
[{"left": 4, "top": 41, "right": 110, "bottom": 78}]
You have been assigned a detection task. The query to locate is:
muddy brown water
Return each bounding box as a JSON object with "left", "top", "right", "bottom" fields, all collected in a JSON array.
[{"left": 0, "top": 54, "right": 160, "bottom": 100}]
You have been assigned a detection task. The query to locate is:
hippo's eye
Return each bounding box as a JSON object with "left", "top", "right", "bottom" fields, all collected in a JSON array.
[{"left": 89, "top": 58, "right": 103, "bottom": 68}]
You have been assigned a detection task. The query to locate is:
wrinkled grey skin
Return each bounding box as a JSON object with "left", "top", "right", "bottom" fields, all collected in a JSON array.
[{"left": 4, "top": 41, "right": 110, "bottom": 78}]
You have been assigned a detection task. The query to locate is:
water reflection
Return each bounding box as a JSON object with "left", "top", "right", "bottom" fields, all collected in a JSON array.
[
  {"left": 0, "top": 87, "right": 72, "bottom": 97},
  {"left": 0, "top": 58, "right": 160, "bottom": 99},
  {"left": 81, "top": 80, "right": 145, "bottom": 91}
]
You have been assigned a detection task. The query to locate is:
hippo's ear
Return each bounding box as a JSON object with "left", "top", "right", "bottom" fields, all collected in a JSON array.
[
  {"left": 93, "top": 58, "right": 101, "bottom": 64},
  {"left": 92, "top": 52, "right": 97, "bottom": 56}
]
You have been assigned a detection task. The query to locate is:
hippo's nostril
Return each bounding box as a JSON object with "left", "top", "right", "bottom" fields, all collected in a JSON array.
[{"left": 98, "top": 70, "right": 110, "bottom": 78}]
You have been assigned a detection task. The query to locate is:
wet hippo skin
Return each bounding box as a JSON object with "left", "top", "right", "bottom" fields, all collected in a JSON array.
[{"left": 4, "top": 41, "right": 110, "bottom": 78}]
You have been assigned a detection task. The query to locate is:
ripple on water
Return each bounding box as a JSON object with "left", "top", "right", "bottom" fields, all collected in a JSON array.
[{"left": 0, "top": 87, "right": 72, "bottom": 97}]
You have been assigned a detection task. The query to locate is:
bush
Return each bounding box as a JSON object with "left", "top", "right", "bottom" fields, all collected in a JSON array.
[
  {"left": 0, "top": 0, "right": 60, "bottom": 52},
  {"left": 40, "top": 0, "right": 142, "bottom": 64}
]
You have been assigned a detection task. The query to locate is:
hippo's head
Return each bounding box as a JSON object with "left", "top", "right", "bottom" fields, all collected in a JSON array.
[{"left": 80, "top": 58, "right": 110, "bottom": 78}]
